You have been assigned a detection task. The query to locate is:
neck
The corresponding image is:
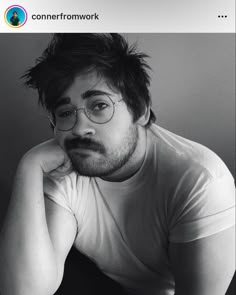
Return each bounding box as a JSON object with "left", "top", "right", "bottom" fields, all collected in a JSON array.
[{"left": 101, "top": 127, "right": 147, "bottom": 182}]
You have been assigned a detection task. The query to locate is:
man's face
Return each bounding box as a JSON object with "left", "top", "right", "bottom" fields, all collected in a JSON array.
[
  {"left": 54, "top": 71, "right": 141, "bottom": 178},
  {"left": 13, "top": 12, "right": 17, "bottom": 18}
]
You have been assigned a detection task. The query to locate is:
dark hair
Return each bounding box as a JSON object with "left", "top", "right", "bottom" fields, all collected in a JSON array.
[
  {"left": 13, "top": 11, "right": 18, "bottom": 14},
  {"left": 23, "top": 33, "right": 156, "bottom": 126}
]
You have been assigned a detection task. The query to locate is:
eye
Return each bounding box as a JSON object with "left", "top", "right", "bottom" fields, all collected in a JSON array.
[
  {"left": 57, "top": 109, "right": 74, "bottom": 118},
  {"left": 92, "top": 102, "right": 109, "bottom": 112}
]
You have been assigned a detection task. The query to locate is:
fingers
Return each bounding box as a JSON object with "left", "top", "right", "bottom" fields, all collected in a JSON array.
[{"left": 48, "top": 157, "right": 74, "bottom": 179}]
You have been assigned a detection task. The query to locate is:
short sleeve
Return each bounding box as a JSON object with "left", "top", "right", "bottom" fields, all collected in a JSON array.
[
  {"left": 43, "top": 174, "right": 74, "bottom": 213},
  {"left": 169, "top": 173, "right": 235, "bottom": 243}
]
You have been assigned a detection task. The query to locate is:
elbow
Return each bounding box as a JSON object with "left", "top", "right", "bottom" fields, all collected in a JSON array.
[{"left": 0, "top": 261, "right": 63, "bottom": 295}]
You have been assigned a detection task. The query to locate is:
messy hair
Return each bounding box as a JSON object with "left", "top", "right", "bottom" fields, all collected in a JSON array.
[{"left": 23, "top": 33, "right": 156, "bottom": 126}]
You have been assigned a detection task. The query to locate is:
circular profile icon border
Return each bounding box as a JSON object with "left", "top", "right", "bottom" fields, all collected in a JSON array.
[{"left": 4, "top": 5, "right": 28, "bottom": 28}]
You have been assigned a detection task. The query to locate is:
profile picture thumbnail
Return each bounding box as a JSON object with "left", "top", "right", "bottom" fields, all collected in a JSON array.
[{"left": 5, "top": 5, "right": 27, "bottom": 28}]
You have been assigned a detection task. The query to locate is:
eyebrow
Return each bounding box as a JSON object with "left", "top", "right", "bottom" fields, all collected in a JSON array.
[
  {"left": 53, "top": 90, "right": 111, "bottom": 109},
  {"left": 81, "top": 90, "right": 111, "bottom": 99}
]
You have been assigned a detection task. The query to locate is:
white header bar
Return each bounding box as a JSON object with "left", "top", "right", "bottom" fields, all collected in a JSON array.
[{"left": 0, "top": 0, "right": 235, "bottom": 33}]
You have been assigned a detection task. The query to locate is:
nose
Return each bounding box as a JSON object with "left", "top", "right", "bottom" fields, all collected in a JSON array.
[{"left": 71, "top": 109, "right": 95, "bottom": 137}]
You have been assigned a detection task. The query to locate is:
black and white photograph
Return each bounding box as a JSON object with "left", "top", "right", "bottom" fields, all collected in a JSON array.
[{"left": 0, "top": 33, "right": 235, "bottom": 295}]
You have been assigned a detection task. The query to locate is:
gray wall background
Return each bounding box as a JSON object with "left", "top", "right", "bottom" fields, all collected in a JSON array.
[{"left": 0, "top": 33, "right": 235, "bottom": 226}]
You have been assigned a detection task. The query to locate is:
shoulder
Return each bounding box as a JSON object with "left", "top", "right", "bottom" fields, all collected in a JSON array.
[
  {"left": 147, "top": 125, "right": 235, "bottom": 225},
  {"left": 148, "top": 124, "right": 232, "bottom": 181},
  {"left": 148, "top": 126, "right": 235, "bottom": 242},
  {"left": 44, "top": 172, "right": 91, "bottom": 213}
]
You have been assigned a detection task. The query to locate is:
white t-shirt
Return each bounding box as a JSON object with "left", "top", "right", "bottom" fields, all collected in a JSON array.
[{"left": 44, "top": 124, "right": 235, "bottom": 295}]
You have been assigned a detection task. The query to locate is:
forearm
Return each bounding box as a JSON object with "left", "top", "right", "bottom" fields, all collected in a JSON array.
[{"left": 0, "top": 160, "right": 59, "bottom": 295}]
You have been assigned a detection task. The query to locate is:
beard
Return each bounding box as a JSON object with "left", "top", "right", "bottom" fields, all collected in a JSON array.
[{"left": 64, "top": 125, "right": 139, "bottom": 177}]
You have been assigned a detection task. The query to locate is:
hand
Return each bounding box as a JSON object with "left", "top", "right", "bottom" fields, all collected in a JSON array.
[{"left": 20, "top": 139, "right": 73, "bottom": 177}]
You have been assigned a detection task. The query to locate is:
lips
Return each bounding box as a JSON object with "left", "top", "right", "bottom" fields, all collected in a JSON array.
[
  {"left": 69, "top": 145, "right": 101, "bottom": 153},
  {"left": 70, "top": 147, "right": 97, "bottom": 153}
]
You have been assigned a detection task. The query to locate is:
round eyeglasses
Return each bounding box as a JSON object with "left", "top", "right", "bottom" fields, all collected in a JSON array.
[{"left": 49, "top": 95, "right": 123, "bottom": 131}]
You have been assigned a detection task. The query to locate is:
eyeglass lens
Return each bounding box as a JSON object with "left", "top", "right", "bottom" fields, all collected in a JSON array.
[{"left": 52, "top": 95, "right": 115, "bottom": 130}]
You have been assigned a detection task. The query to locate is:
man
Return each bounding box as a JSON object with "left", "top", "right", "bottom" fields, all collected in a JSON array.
[
  {"left": 0, "top": 33, "right": 235, "bottom": 295},
  {"left": 10, "top": 11, "right": 20, "bottom": 26}
]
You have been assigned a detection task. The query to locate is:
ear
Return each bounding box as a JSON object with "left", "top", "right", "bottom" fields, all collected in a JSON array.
[{"left": 136, "top": 105, "right": 150, "bottom": 126}]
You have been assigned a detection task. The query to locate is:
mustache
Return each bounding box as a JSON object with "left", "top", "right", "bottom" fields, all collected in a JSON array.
[{"left": 64, "top": 137, "right": 105, "bottom": 153}]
